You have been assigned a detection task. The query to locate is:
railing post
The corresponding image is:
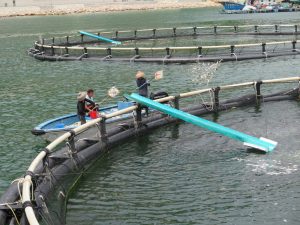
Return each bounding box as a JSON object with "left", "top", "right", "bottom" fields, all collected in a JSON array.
[
  {"left": 198, "top": 46, "right": 202, "bottom": 57},
  {"left": 83, "top": 47, "right": 88, "bottom": 58},
  {"left": 254, "top": 25, "right": 258, "bottom": 33},
  {"left": 135, "top": 104, "right": 143, "bottom": 128},
  {"left": 135, "top": 47, "right": 140, "bottom": 56},
  {"left": 66, "top": 36, "right": 69, "bottom": 44},
  {"left": 52, "top": 37, "right": 55, "bottom": 45},
  {"left": 51, "top": 45, "right": 54, "bottom": 56},
  {"left": 115, "top": 31, "right": 119, "bottom": 38},
  {"left": 230, "top": 45, "right": 235, "bottom": 55},
  {"left": 173, "top": 95, "right": 180, "bottom": 109},
  {"left": 166, "top": 47, "right": 170, "bottom": 57},
  {"left": 107, "top": 47, "right": 112, "bottom": 57},
  {"left": 173, "top": 27, "right": 177, "bottom": 36},
  {"left": 193, "top": 27, "right": 197, "bottom": 35},
  {"left": 213, "top": 87, "right": 220, "bottom": 112},
  {"left": 65, "top": 47, "right": 69, "bottom": 55},
  {"left": 42, "top": 38, "right": 45, "bottom": 45},
  {"left": 80, "top": 34, "right": 83, "bottom": 43},
  {"left": 262, "top": 43, "right": 266, "bottom": 53},
  {"left": 152, "top": 29, "right": 156, "bottom": 38},
  {"left": 295, "top": 25, "right": 298, "bottom": 33},
  {"left": 214, "top": 26, "right": 217, "bottom": 34},
  {"left": 134, "top": 30, "right": 137, "bottom": 38},
  {"left": 292, "top": 40, "right": 297, "bottom": 52},
  {"left": 255, "top": 81, "right": 263, "bottom": 100},
  {"left": 66, "top": 131, "right": 77, "bottom": 154},
  {"left": 275, "top": 24, "right": 278, "bottom": 33},
  {"left": 234, "top": 26, "right": 237, "bottom": 33},
  {"left": 97, "top": 118, "right": 108, "bottom": 143}
]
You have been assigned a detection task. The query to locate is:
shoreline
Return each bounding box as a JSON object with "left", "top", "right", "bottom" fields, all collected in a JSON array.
[{"left": 0, "top": 2, "right": 219, "bottom": 18}]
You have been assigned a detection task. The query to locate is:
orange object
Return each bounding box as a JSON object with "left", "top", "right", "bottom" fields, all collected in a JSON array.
[{"left": 89, "top": 110, "right": 99, "bottom": 119}]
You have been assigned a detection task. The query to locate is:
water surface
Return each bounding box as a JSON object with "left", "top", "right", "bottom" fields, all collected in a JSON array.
[{"left": 0, "top": 7, "right": 299, "bottom": 225}]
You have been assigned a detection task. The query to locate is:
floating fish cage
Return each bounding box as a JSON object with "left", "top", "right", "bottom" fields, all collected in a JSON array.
[
  {"left": 28, "top": 24, "right": 300, "bottom": 63},
  {"left": 0, "top": 77, "right": 300, "bottom": 225}
]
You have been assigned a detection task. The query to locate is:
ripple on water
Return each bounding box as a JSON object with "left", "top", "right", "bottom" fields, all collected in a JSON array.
[
  {"left": 65, "top": 101, "right": 300, "bottom": 225},
  {"left": 1, "top": 8, "right": 300, "bottom": 225}
]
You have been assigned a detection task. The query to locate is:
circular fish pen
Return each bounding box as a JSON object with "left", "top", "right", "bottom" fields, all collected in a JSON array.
[
  {"left": 0, "top": 77, "right": 299, "bottom": 225},
  {"left": 28, "top": 24, "right": 300, "bottom": 63}
]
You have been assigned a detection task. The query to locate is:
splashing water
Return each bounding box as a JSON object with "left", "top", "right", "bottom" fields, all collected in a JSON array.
[
  {"left": 190, "top": 60, "right": 222, "bottom": 87},
  {"left": 233, "top": 158, "right": 298, "bottom": 176},
  {"left": 107, "top": 86, "right": 120, "bottom": 98}
]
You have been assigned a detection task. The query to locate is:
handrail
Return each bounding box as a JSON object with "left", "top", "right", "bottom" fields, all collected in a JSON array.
[
  {"left": 39, "top": 23, "right": 300, "bottom": 44},
  {"left": 34, "top": 39, "right": 298, "bottom": 53},
  {"left": 22, "top": 76, "right": 300, "bottom": 225}
]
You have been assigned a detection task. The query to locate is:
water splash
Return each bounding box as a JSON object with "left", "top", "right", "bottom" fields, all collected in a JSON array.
[
  {"left": 190, "top": 60, "right": 221, "bottom": 87},
  {"left": 233, "top": 158, "right": 298, "bottom": 176}
]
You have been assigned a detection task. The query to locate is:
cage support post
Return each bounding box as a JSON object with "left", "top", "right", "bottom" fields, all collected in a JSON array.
[
  {"left": 166, "top": 47, "right": 171, "bottom": 57},
  {"left": 152, "top": 29, "right": 156, "bottom": 38},
  {"left": 213, "top": 87, "right": 220, "bottom": 112},
  {"left": 193, "top": 27, "right": 197, "bottom": 35},
  {"left": 51, "top": 45, "right": 54, "bottom": 56},
  {"left": 84, "top": 47, "right": 88, "bottom": 58},
  {"left": 65, "top": 47, "right": 69, "bottom": 56},
  {"left": 292, "top": 40, "right": 296, "bottom": 52},
  {"left": 198, "top": 47, "right": 202, "bottom": 57},
  {"left": 135, "top": 104, "right": 143, "bottom": 128},
  {"left": 67, "top": 131, "right": 77, "bottom": 154},
  {"left": 174, "top": 96, "right": 180, "bottom": 109},
  {"left": 262, "top": 43, "right": 266, "bottom": 53},
  {"left": 230, "top": 45, "right": 235, "bottom": 55},
  {"left": 255, "top": 81, "right": 262, "bottom": 100},
  {"left": 98, "top": 118, "right": 108, "bottom": 143},
  {"left": 107, "top": 48, "right": 112, "bottom": 57},
  {"left": 173, "top": 27, "right": 177, "bottom": 37},
  {"left": 135, "top": 47, "right": 140, "bottom": 57}
]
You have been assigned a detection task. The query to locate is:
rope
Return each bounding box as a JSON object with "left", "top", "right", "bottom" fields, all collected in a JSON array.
[
  {"left": 11, "top": 177, "right": 34, "bottom": 202},
  {"left": 5, "top": 203, "right": 20, "bottom": 225},
  {"left": 231, "top": 53, "right": 238, "bottom": 61}
]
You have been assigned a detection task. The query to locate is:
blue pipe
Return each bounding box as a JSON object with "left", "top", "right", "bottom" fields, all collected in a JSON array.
[
  {"left": 127, "top": 93, "right": 277, "bottom": 152},
  {"left": 79, "top": 31, "right": 122, "bottom": 45}
]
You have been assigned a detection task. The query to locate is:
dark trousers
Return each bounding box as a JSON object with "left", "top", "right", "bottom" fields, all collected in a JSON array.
[
  {"left": 140, "top": 94, "right": 149, "bottom": 116},
  {"left": 78, "top": 115, "right": 86, "bottom": 125}
]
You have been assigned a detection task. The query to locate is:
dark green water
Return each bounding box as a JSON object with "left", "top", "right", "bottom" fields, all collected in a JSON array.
[{"left": 0, "top": 7, "right": 300, "bottom": 224}]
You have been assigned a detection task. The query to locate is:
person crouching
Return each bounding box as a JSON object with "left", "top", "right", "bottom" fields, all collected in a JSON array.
[{"left": 77, "top": 91, "right": 96, "bottom": 125}]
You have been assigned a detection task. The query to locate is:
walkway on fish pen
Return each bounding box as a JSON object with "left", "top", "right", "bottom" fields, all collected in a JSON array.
[
  {"left": 0, "top": 76, "right": 299, "bottom": 225},
  {"left": 28, "top": 24, "right": 300, "bottom": 63}
]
